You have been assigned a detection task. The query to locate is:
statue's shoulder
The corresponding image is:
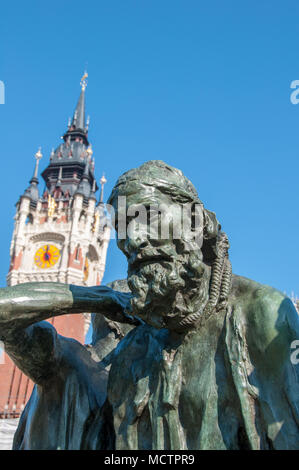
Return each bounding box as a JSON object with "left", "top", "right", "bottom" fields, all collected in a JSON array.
[
  {"left": 230, "top": 273, "right": 286, "bottom": 308},
  {"left": 229, "top": 274, "right": 299, "bottom": 365}
]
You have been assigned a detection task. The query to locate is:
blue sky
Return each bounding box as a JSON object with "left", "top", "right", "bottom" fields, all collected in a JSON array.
[{"left": 0, "top": 1, "right": 298, "bottom": 301}]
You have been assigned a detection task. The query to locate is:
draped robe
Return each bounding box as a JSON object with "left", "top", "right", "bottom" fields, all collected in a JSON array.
[{"left": 10, "top": 275, "right": 299, "bottom": 450}]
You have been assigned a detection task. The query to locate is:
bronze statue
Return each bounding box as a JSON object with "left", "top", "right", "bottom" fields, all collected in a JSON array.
[{"left": 0, "top": 160, "right": 298, "bottom": 449}]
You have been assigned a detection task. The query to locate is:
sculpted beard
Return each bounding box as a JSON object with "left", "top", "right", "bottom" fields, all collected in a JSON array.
[{"left": 127, "top": 246, "right": 211, "bottom": 330}]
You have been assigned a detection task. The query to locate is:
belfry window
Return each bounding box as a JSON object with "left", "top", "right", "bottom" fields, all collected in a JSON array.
[{"left": 25, "top": 214, "right": 34, "bottom": 225}]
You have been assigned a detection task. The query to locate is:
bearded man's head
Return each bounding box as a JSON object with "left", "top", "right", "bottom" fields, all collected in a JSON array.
[{"left": 107, "top": 160, "right": 232, "bottom": 332}]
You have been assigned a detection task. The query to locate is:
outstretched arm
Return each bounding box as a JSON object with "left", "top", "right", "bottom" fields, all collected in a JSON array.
[
  {"left": 0, "top": 282, "right": 136, "bottom": 384},
  {"left": 0, "top": 282, "right": 135, "bottom": 337}
]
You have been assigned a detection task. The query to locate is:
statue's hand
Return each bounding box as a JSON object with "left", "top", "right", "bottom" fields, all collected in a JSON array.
[
  {"left": 70, "top": 285, "right": 140, "bottom": 326},
  {"left": 96, "top": 287, "right": 135, "bottom": 323}
]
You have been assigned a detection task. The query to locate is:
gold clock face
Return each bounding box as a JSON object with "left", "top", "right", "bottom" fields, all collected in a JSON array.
[{"left": 34, "top": 244, "right": 60, "bottom": 269}]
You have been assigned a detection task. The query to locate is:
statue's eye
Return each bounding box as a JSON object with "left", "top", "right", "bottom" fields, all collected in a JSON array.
[
  {"left": 146, "top": 206, "right": 159, "bottom": 225},
  {"left": 191, "top": 204, "right": 196, "bottom": 231}
]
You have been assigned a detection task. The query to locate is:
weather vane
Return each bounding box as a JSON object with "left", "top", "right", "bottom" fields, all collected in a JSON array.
[{"left": 80, "top": 71, "right": 88, "bottom": 91}]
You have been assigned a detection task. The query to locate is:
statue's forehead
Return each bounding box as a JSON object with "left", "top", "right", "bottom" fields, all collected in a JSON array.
[
  {"left": 108, "top": 172, "right": 202, "bottom": 209},
  {"left": 112, "top": 182, "right": 170, "bottom": 206}
]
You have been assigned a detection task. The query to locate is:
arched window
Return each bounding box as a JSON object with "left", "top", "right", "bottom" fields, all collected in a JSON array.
[
  {"left": 75, "top": 244, "right": 80, "bottom": 261},
  {"left": 79, "top": 210, "right": 86, "bottom": 222},
  {"left": 79, "top": 211, "right": 86, "bottom": 230},
  {"left": 25, "top": 214, "right": 33, "bottom": 225}
]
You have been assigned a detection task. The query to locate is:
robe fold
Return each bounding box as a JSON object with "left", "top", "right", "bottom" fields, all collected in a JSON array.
[{"left": 12, "top": 276, "right": 299, "bottom": 450}]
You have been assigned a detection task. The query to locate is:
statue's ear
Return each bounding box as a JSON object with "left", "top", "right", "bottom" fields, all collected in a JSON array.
[{"left": 202, "top": 209, "right": 221, "bottom": 263}]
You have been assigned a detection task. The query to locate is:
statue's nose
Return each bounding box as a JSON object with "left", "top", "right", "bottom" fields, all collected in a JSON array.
[{"left": 125, "top": 234, "right": 149, "bottom": 254}]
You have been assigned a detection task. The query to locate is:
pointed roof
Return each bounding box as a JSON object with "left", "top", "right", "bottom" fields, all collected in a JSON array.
[
  {"left": 41, "top": 74, "right": 98, "bottom": 198},
  {"left": 71, "top": 87, "right": 86, "bottom": 130},
  {"left": 23, "top": 148, "right": 42, "bottom": 206},
  {"left": 62, "top": 72, "right": 89, "bottom": 146},
  {"left": 75, "top": 159, "right": 91, "bottom": 199},
  {"left": 20, "top": 75, "right": 104, "bottom": 206}
]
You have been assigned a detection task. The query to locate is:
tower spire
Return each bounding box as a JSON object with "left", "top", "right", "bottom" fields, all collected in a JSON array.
[
  {"left": 23, "top": 148, "right": 42, "bottom": 205},
  {"left": 71, "top": 73, "right": 87, "bottom": 130},
  {"left": 32, "top": 147, "right": 42, "bottom": 182},
  {"left": 99, "top": 174, "right": 107, "bottom": 204},
  {"left": 62, "top": 73, "right": 89, "bottom": 146},
  {"left": 41, "top": 74, "right": 95, "bottom": 197},
  {"left": 80, "top": 71, "right": 88, "bottom": 91}
]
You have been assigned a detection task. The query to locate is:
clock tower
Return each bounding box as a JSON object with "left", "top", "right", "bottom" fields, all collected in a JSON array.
[{"left": 0, "top": 75, "right": 111, "bottom": 435}]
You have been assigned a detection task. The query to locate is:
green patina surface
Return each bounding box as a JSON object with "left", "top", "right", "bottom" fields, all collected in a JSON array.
[{"left": 0, "top": 160, "right": 298, "bottom": 449}]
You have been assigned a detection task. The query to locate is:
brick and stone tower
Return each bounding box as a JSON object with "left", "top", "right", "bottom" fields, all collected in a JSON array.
[{"left": 0, "top": 74, "right": 110, "bottom": 430}]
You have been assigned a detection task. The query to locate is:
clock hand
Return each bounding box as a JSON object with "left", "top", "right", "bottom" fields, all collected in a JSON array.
[{"left": 44, "top": 246, "right": 50, "bottom": 261}]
